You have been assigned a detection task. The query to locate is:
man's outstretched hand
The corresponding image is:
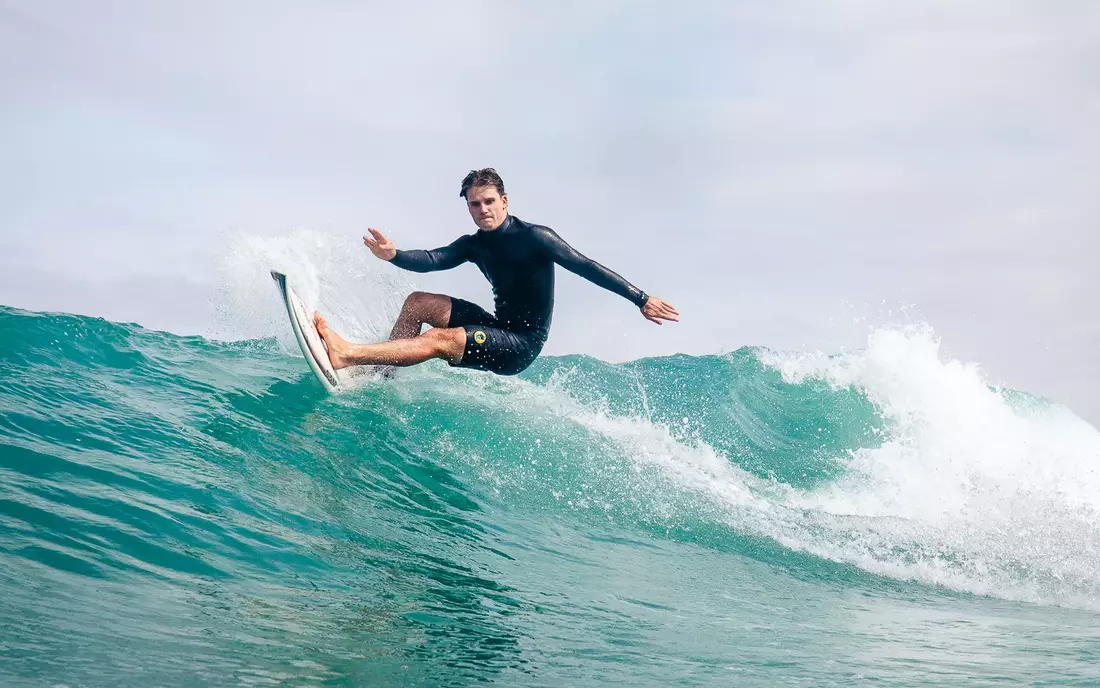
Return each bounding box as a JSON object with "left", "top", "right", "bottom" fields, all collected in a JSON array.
[
  {"left": 641, "top": 297, "right": 680, "bottom": 325},
  {"left": 362, "top": 228, "right": 397, "bottom": 261}
]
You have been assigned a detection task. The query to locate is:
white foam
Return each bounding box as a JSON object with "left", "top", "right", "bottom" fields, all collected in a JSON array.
[{"left": 758, "top": 324, "right": 1100, "bottom": 607}]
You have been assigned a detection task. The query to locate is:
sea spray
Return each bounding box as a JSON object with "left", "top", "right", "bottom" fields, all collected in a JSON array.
[{"left": 211, "top": 228, "right": 412, "bottom": 347}]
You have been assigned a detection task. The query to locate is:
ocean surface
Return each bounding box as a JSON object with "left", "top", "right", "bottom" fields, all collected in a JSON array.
[{"left": 2, "top": 302, "right": 1099, "bottom": 687}]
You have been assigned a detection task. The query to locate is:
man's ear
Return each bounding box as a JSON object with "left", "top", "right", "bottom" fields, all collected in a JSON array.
[{"left": 501, "top": 194, "right": 509, "bottom": 210}]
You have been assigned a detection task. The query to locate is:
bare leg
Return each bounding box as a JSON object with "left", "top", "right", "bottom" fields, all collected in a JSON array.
[
  {"left": 314, "top": 312, "right": 465, "bottom": 370},
  {"left": 389, "top": 291, "right": 453, "bottom": 340}
]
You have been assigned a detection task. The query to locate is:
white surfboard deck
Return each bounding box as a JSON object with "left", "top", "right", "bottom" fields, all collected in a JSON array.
[{"left": 271, "top": 270, "right": 340, "bottom": 392}]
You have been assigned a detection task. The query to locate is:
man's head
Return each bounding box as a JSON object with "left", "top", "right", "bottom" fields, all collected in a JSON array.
[{"left": 460, "top": 168, "right": 509, "bottom": 231}]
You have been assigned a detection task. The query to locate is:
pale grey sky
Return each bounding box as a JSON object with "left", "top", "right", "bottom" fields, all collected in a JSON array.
[{"left": 1, "top": 1, "right": 1097, "bottom": 420}]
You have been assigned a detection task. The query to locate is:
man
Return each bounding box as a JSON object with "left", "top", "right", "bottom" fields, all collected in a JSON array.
[{"left": 314, "top": 168, "right": 679, "bottom": 375}]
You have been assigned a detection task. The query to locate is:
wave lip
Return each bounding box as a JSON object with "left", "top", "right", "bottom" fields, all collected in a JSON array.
[{"left": 759, "top": 324, "right": 1100, "bottom": 607}]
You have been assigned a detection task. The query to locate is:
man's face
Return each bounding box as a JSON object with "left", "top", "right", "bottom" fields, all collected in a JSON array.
[{"left": 465, "top": 185, "right": 509, "bottom": 230}]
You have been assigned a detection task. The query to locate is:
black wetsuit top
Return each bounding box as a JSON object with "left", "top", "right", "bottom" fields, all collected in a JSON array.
[{"left": 391, "top": 215, "right": 648, "bottom": 343}]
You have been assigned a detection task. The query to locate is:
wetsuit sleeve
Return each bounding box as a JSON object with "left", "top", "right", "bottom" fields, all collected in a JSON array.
[
  {"left": 534, "top": 227, "right": 648, "bottom": 308},
  {"left": 390, "top": 235, "right": 472, "bottom": 273}
]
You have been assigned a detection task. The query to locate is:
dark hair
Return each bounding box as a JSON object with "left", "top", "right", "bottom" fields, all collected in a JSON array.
[{"left": 460, "top": 168, "right": 506, "bottom": 199}]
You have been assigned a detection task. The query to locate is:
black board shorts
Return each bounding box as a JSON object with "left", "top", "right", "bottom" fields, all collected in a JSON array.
[{"left": 447, "top": 298, "right": 545, "bottom": 376}]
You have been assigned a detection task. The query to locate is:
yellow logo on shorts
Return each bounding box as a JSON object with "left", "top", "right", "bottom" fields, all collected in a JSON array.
[{"left": 473, "top": 330, "right": 487, "bottom": 345}]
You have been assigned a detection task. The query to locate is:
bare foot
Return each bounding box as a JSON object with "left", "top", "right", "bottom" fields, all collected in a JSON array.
[{"left": 313, "top": 311, "right": 352, "bottom": 370}]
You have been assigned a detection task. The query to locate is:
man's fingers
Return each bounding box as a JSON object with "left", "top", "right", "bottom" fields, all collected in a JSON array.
[
  {"left": 642, "top": 304, "right": 679, "bottom": 323},
  {"left": 642, "top": 301, "right": 680, "bottom": 323},
  {"left": 647, "top": 298, "right": 679, "bottom": 319}
]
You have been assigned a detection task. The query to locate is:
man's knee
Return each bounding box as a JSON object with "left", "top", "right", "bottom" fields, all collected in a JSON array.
[
  {"left": 403, "top": 291, "right": 433, "bottom": 309},
  {"left": 423, "top": 327, "right": 465, "bottom": 362},
  {"left": 403, "top": 291, "right": 449, "bottom": 321}
]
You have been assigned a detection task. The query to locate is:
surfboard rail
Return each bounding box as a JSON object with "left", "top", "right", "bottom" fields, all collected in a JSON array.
[{"left": 271, "top": 270, "right": 340, "bottom": 392}]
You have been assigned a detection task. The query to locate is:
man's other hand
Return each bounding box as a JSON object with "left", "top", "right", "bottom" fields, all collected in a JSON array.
[{"left": 363, "top": 228, "right": 397, "bottom": 261}]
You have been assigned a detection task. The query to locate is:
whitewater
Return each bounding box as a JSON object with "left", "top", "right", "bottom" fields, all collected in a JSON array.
[{"left": 2, "top": 234, "right": 1098, "bottom": 686}]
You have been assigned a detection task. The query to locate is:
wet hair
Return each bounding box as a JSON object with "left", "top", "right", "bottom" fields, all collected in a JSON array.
[{"left": 460, "top": 168, "right": 506, "bottom": 199}]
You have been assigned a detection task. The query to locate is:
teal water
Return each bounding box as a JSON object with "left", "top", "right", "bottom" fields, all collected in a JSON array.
[{"left": 2, "top": 304, "right": 1099, "bottom": 686}]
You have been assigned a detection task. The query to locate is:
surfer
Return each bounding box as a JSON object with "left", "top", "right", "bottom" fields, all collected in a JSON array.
[{"left": 313, "top": 168, "right": 679, "bottom": 375}]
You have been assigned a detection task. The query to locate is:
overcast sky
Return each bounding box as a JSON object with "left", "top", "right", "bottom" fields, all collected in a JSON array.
[{"left": 1, "top": 1, "right": 1098, "bottom": 420}]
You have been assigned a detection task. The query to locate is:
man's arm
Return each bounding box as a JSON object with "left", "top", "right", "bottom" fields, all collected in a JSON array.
[
  {"left": 534, "top": 226, "right": 648, "bottom": 306},
  {"left": 534, "top": 226, "right": 680, "bottom": 325},
  {"left": 363, "top": 228, "right": 472, "bottom": 273}
]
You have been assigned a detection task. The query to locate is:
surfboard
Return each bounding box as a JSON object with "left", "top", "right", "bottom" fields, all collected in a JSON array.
[{"left": 271, "top": 270, "right": 340, "bottom": 392}]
